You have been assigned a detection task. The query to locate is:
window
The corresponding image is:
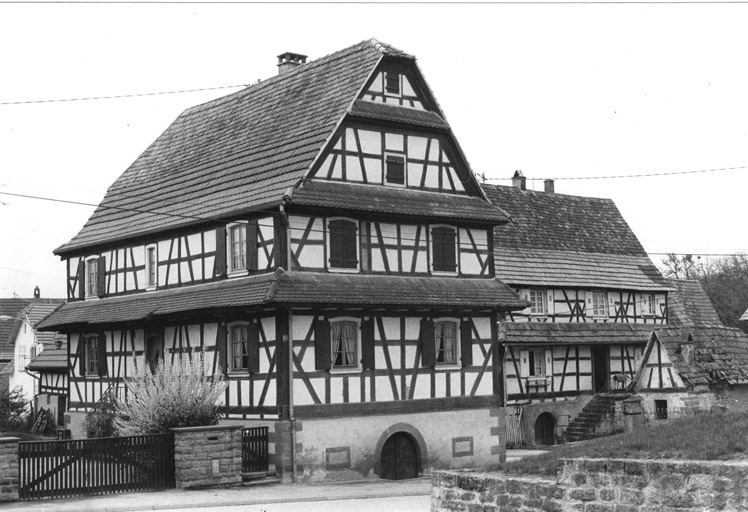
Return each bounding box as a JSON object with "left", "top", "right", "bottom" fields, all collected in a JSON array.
[
  {"left": 331, "top": 320, "right": 358, "bottom": 368},
  {"left": 385, "top": 72, "right": 400, "bottom": 96},
  {"left": 86, "top": 258, "right": 98, "bottom": 297},
  {"left": 86, "top": 336, "right": 99, "bottom": 375},
  {"left": 654, "top": 399, "right": 668, "bottom": 420},
  {"left": 642, "top": 293, "right": 655, "bottom": 316},
  {"left": 385, "top": 153, "right": 405, "bottom": 186},
  {"left": 435, "top": 321, "right": 458, "bottom": 365},
  {"left": 145, "top": 245, "right": 158, "bottom": 288},
  {"left": 591, "top": 292, "right": 608, "bottom": 318},
  {"left": 529, "top": 290, "right": 546, "bottom": 316},
  {"left": 328, "top": 219, "right": 358, "bottom": 270},
  {"left": 229, "top": 224, "right": 247, "bottom": 272},
  {"left": 431, "top": 226, "right": 457, "bottom": 273},
  {"left": 529, "top": 350, "right": 546, "bottom": 376},
  {"left": 230, "top": 323, "right": 249, "bottom": 371},
  {"left": 17, "top": 346, "right": 29, "bottom": 372}
]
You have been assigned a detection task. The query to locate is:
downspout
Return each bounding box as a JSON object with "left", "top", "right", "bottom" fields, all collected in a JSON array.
[{"left": 280, "top": 190, "right": 297, "bottom": 483}]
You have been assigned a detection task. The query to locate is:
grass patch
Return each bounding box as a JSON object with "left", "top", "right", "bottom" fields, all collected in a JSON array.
[{"left": 504, "top": 410, "right": 748, "bottom": 476}]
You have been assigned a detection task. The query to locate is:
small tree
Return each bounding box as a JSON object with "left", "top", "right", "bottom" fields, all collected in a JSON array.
[
  {"left": 114, "top": 352, "right": 227, "bottom": 435},
  {"left": 0, "top": 388, "right": 30, "bottom": 432}
]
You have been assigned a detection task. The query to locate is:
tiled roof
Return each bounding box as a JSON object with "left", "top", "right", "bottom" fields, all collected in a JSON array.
[
  {"left": 56, "top": 40, "right": 392, "bottom": 255},
  {"left": 0, "top": 298, "right": 29, "bottom": 347},
  {"left": 37, "top": 270, "right": 526, "bottom": 331},
  {"left": 291, "top": 180, "right": 509, "bottom": 223},
  {"left": 652, "top": 326, "right": 748, "bottom": 386},
  {"left": 483, "top": 183, "right": 670, "bottom": 291},
  {"left": 506, "top": 322, "right": 653, "bottom": 346},
  {"left": 348, "top": 100, "right": 450, "bottom": 129},
  {"left": 26, "top": 347, "right": 68, "bottom": 371},
  {"left": 1, "top": 298, "right": 65, "bottom": 351},
  {"left": 666, "top": 279, "right": 723, "bottom": 327}
]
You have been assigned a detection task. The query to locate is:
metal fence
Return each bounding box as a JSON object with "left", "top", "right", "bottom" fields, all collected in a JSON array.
[{"left": 241, "top": 426, "right": 269, "bottom": 473}]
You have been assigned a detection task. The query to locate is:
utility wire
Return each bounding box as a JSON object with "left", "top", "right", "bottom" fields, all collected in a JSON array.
[{"left": 482, "top": 166, "right": 745, "bottom": 182}]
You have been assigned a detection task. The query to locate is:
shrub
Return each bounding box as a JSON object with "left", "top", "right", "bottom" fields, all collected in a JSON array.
[
  {"left": 84, "top": 393, "right": 118, "bottom": 438},
  {"left": 114, "top": 352, "right": 227, "bottom": 435},
  {"left": 0, "top": 388, "right": 30, "bottom": 431}
]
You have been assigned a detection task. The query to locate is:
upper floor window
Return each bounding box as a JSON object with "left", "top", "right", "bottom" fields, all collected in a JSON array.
[
  {"left": 86, "top": 258, "right": 99, "bottom": 297},
  {"left": 86, "top": 335, "right": 100, "bottom": 375},
  {"left": 529, "top": 290, "right": 546, "bottom": 316},
  {"left": 642, "top": 293, "right": 655, "bottom": 316},
  {"left": 331, "top": 320, "right": 358, "bottom": 369},
  {"left": 529, "top": 350, "right": 546, "bottom": 377},
  {"left": 328, "top": 219, "right": 358, "bottom": 271},
  {"left": 228, "top": 224, "right": 247, "bottom": 273},
  {"left": 230, "top": 322, "right": 249, "bottom": 371},
  {"left": 435, "top": 320, "right": 458, "bottom": 366},
  {"left": 385, "top": 72, "right": 401, "bottom": 96},
  {"left": 385, "top": 153, "right": 406, "bottom": 186},
  {"left": 145, "top": 245, "right": 158, "bottom": 288},
  {"left": 431, "top": 226, "right": 457, "bottom": 273},
  {"left": 590, "top": 292, "right": 608, "bottom": 318}
]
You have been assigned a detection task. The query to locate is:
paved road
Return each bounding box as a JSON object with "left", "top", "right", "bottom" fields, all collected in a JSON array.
[{"left": 136, "top": 495, "right": 430, "bottom": 512}]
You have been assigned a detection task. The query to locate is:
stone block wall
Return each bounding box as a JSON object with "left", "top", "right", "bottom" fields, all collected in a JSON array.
[
  {"left": 0, "top": 437, "right": 20, "bottom": 502},
  {"left": 172, "top": 425, "right": 243, "bottom": 489},
  {"left": 432, "top": 458, "right": 748, "bottom": 511}
]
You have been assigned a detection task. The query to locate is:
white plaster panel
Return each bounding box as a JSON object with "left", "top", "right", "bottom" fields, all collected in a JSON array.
[
  {"left": 371, "top": 247, "right": 385, "bottom": 273},
  {"left": 407, "top": 136, "right": 427, "bottom": 160},
  {"left": 411, "top": 374, "right": 430, "bottom": 399},
  {"left": 294, "top": 378, "right": 316, "bottom": 406},
  {"left": 126, "top": 270, "right": 137, "bottom": 292},
  {"left": 363, "top": 157, "right": 383, "bottom": 184},
  {"left": 428, "top": 138, "right": 440, "bottom": 161},
  {"left": 402, "top": 76, "right": 416, "bottom": 97},
  {"left": 180, "top": 261, "right": 191, "bottom": 283},
  {"left": 204, "top": 256, "right": 215, "bottom": 279},
  {"left": 329, "top": 378, "right": 344, "bottom": 404},
  {"left": 406, "top": 162, "right": 422, "bottom": 188},
  {"left": 367, "top": 73, "right": 383, "bottom": 94},
  {"left": 359, "top": 129, "right": 381, "bottom": 154},
  {"left": 345, "top": 155, "right": 364, "bottom": 182},
  {"left": 345, "top": 128, "right": 357, "bottom": 151},
  {"left": 424, "top": 164, "right": 439, "bottom": 189},
  {"left": 385, "top": 133, "right": 404, "bottom": 152},
  {"left": 448, "top": 168, "right": 465, "bottom": 192}
]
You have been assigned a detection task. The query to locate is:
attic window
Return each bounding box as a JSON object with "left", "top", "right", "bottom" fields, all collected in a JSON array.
[
  {"left": 385, "top": 72, "right": 401, "bottom": 96},
  {"left": 385, "top": 154, "right": 406, "bottom": 186}
]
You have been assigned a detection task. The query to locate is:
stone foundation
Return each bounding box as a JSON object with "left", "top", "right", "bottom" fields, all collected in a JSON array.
[
  {"left": 0, "top": 438, "right": 20, "bottom": 502},
  {"left": 172, "top": 425, "right": 243, "bottom": 489}
]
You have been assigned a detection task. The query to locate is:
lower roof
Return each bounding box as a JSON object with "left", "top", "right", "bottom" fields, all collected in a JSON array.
[
  {"left": 26, "top": 348, "right": 67, "bottom": 372},
  {"left": 506, "top": 322, "right": 654, "bottom": 346},
  {"left": 37, "top": 270, "right": 527, "bottom": 331}
]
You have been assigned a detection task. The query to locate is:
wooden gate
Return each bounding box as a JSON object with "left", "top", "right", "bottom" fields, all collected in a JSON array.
[
  {"left": 19, "top": 433, "right": 174, "bottom": 500},
  {"left": 241, "top": 426, "right": 269, "bottom": 473}
]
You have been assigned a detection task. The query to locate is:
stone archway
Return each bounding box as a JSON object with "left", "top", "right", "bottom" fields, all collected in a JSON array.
[
  {"left": 373, "top": 423, "right": 428, "bottom": 480},
  {"left": 534, "top": 412, "right": 556, "bottom": 446}
]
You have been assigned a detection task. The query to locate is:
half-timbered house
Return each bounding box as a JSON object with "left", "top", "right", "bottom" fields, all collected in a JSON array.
[
  {"left": 482, "top": 173, "right": 672, "bottom": 446},
  {"left": 36, "top": 40, "right": 528, "bottom": 480}
]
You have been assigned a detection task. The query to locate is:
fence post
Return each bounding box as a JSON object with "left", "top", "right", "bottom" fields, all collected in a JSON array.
[
  {"left": 0, "top": 437, "right": 20, "bottom": 502},
  {"left": 171, "top": 425, "right": 243, "bottom": 489},
  {"left": 623, "top": 396, "right": 644, "bottom": 433}
]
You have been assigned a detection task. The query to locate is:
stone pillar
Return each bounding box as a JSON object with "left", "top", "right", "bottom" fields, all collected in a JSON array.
[
  {"left": 172, "top": 425, "right": 242, "bottom": 489},
  {"left": 275, "top": 421, "right": 294, "bottom": 483},
  {"left": 0, "top": 437, "right": 20, "bottom": 502},
  {"left": 623, "top": 396, "right": 644, "bottom": 433}
]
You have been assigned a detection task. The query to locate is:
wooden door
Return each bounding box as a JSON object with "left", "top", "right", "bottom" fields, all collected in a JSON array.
[
  {"left": 534, "top": 413, "right": 555, "bottom": 446},
  {"left": 592, "top": 346, "right": 610, "bottom": 393},
  {"left": 380, "top": 433, "right": 419, "bottom": 480}
]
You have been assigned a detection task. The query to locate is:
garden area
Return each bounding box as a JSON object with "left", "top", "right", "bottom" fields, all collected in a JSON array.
[
  {"left": 503, "top": 410, "right": 748, "bottom": 476},
  {"left": 0, "top": 388, "right": 56, "bottom": 441}
]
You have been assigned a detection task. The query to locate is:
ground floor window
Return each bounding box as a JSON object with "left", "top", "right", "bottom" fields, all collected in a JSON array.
[{"left": 332, "top": 320, "right": 358, "bottom": 368}]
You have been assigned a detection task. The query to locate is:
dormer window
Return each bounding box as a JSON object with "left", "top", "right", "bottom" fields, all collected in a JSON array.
[
  {"left": 385, "top": 153, "right": 406, "bottom": 186},
  {"left": 385, "top": 72, "right": 400, "bottom": 96}
]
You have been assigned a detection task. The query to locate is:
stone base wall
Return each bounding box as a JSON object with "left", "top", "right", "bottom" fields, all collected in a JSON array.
[
  {"left": 0, "top": 438, "right": 20, "bottom": 502},
  {"left": 172, "top": 425, "right": 243, "bottom": 489},
  {"left": 432, "top": 458, "right": 748, "bottom": 511}
]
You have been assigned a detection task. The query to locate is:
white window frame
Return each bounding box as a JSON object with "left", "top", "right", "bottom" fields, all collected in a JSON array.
[
  {"left": 85, "top": 334, "right": 100, "bottom": 377},
  {"left": 434, "top": 317, "right": 460, "bottom": 368},
  {"left": 145, "top": 244, "right": 158, "bottom": 290},
  {"left": 529, "top": 349, "right": 547, "bottom": 377},
  {"left": 85, "top": 256, "right": 99, "bottom": 299},
  {"left": 430, "top": 224, "right": 459, "bottom": 276},
  {"left": 330, "top": 317, "right": 361, "bottom": 372},
  {"left": 590, "top": 291, "right": 608, "bottom": 318},
  {"left": 228, "top": 321, "right": 250, "bottom": 373},
  {"left": 383, "top": 151, "right": 407, "bottom": 187},
  {"left": 529, "top": 289, "right": 546, "bottom": 316},
  {"left": 384, "top": 71, "right": 402, "bottom": 97},
  {"left": 227, "top": 223, "right": 247, "bottom": 275},
  {"left": 326, "top": 218, "right": 360, "bottom": 273}
]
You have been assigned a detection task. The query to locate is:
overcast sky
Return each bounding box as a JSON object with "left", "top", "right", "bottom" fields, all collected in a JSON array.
[{"left": 1, "top": 2, "right": 746, "bottom": 299}]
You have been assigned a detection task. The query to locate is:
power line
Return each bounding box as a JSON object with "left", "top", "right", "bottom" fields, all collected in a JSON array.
[
  {"left": 0, "top": 84, "right": 248, "bottom": 106},
  {"left": 482, "top": 166, "right": 746, "bottom": 182}
]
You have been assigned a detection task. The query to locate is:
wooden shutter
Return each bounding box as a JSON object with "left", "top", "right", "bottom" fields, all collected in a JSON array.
[
  {"left": 97, "top": 256, "right": 106, "bottom": 297},
  {"left": 77, "top": 259, "right": 85, "bottom": 300},
  {"left": 247, "top": 220, "right": 259, "bottom": 272},
  {"left": 361, "top": 318, "right": 375, "bottom": 370},
  {"left": 420, "top": 318, "right": 436, "bottom": 367},
  {"left": 216, "top": 323, "right": 227, "bottom": 374},
  {"left": 314, "top": 319, "right": 331, "bottom": 371},
  {"left": 460, "top": 319, "right": 473, "bottom": 367},
  {"left": 77, "top": 334, "right": 86, "bottom": 376},
  {"left": 329, "top": 220, "right": 358, "bottom": 269},
  {"left": 432, "top": 227, "right": 456, "bottom": 272},
  {"left": 385, "top": 155, "right": 405, "bottom": 185},
  {"left": 247, "top": 322, "right": 260, "bottom": 374},
  {"left": 214, "top": 227, "right": 227, "bottom": 278},
  {"left": 97, "top": 333, "right": 108, "bottom": 376}
]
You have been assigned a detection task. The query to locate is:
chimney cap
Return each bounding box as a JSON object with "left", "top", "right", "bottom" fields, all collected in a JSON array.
[{"left": 277, "top": 52, "right": 308, "bottom": 64}]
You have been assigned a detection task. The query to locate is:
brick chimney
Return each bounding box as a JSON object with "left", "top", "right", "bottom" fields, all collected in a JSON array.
[
  {"left": 277, "top": 52, "right": 307, "bottom": 75},
  {"left": 511, "top": 171, "right": 526, "bottom": 191},
  {"left": 544, "top": 179, "right": 555, "bottom": 194},
  {"left": 33, "top": 285, "right": 40, "bottom": 298}
]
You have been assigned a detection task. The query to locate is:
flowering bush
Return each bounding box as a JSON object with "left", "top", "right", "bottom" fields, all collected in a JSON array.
[{"left": 114, "top": 352, "right": 227, "bottom": 435}]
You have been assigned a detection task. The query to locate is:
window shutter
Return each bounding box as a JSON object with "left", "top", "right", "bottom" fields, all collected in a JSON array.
[
  {"left": 247, "top": 220, "right": 259, "bottom": 271},
  {"left": 361, "top": 319, "right": 375, "bottom": 370},
  {"left": 385, "top": 155, "right": 405, "bottom": 185},
  {"left": 216, "top": 323, "right": 227, "bottom": 374},
  {"left": 460, "top": 319, "right": 473, "bottom": 367},
  {"left": 78, "top": 259, "right": 86, "bottom": 300},
  {"left": 214, "top": 227, "right": 227, "bottom": 278},
  {"left": 247, "top": 322, "right": 260, "bottom": 374},
  {"left": 97, "top": 256, "right": 106, "bottom": 297},
  {"left": 420, "top": 318, "right": 436, "bottom": 367},
  {"left": 329, "top": 220, "right": 358, "bottom": 269},
  {"left": 314, "top": 319, "right": 331, "bottom": 371},
  {"left": 432, "top": 227, "right": 456, "bottom": 272},
  {"left": 97, "top": 333, "right": 108, "bottom": 376},
  {"left": 77, "top": 334, "right": 86, "bottom": 376}
]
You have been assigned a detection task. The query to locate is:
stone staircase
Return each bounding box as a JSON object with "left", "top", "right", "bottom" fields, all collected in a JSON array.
[{"left": 562, "top": 393, "right": 630, "bottom": 443}]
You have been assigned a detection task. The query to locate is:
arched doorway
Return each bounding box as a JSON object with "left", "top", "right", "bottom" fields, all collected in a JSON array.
[
  {"left": 380, "top": 432, "right": 420, "bottom": 480},
  {"left": 535, "top": 412, "right": 556, "bottom": 446}
]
